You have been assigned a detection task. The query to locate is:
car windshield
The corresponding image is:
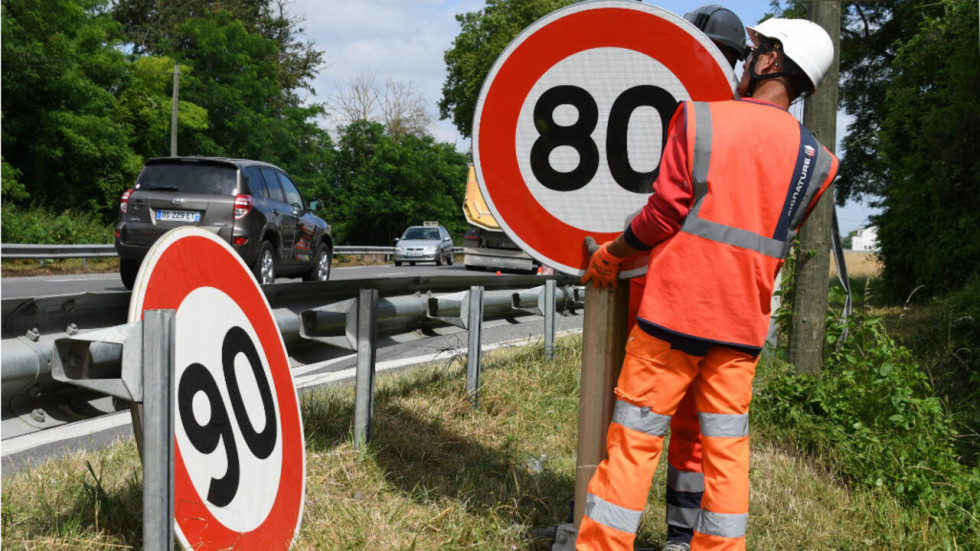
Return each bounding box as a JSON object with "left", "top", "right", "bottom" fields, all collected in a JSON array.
[
  {"left": 137, "top": 163, "right": 238, "bottom": 195},
  {"left": 402, "top": 227, "right": 440, "bottom": 240}
]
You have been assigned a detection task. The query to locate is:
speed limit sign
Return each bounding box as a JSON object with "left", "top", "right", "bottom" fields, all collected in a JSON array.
[
  {"left": 130, "top": 228, "right": 304, "bottom": 550},
  {"left": 473, "top": 0, "right": 737, "bottom": 277}
]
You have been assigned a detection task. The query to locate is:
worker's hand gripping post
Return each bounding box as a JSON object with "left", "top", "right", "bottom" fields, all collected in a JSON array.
[{"left": 581, "top": 236, "right": 624, "bottom": 288}]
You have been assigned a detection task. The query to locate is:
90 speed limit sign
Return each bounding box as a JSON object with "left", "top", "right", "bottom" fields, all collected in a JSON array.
[
  {"left": 129, "top": 228, "right": 304, "bottom": 550},
  {"left": 473, "top": 0, "right": 737, "bottom": 277}
]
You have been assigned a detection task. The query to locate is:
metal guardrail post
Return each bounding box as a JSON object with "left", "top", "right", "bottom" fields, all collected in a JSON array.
[
  {"left": 353, "top": 289, "right": 379, "bottom": 449},
  {"left": 544, "top": 280, "right": 556, "bottom": 361},
  {"left": 466, "top": 286, "right": 484, "bottom": 406},
  {"left": 141, "top": 310, "right": 175, "bottom": 551}
]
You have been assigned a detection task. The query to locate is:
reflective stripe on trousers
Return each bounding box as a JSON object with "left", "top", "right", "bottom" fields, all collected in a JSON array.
[{"left": 576, "top": 328, "right": 757, "bottom": 551}]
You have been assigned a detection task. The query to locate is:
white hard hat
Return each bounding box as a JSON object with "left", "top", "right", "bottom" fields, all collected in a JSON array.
[{"left": 747, "top": 18, "right": 834, "bottom": 92}]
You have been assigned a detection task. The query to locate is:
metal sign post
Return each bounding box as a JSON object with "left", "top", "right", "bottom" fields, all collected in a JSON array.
[
  {"left": 141, "top": 309, "right": 176, "bottom": 551},
  {"left": 51, "top": 311, "right": 176, "bottom": 551}
]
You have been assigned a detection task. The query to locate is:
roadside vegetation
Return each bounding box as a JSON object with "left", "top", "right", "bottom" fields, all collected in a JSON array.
[{"left": 4, "top": 296, "right": 977, "bottom": 549}]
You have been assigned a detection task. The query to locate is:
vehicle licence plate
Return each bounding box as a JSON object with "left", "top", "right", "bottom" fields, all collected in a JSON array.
[
  {"left": 156, "top": 209, "right": 200, "bottom": 222},
  {"left": 407, "top": 251, "right": 422, "bottom": 257}
]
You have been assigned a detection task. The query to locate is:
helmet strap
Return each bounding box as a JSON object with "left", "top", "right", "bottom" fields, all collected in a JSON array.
[{"left": 745, "top": 47, "right": 792, "bottom": 98}]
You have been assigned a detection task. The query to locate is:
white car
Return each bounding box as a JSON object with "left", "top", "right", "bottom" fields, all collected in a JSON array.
[{"left": 394, "top": 224, "right": 454, "bottom": 266}]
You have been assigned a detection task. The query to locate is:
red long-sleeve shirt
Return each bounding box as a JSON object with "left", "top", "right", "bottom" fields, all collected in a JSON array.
[{"left": 623, "top": 106, "right": 693, "bottom": 251}]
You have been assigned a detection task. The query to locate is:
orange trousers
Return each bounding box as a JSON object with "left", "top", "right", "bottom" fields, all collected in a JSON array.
[
  {"left": 576, "top": 327, "right": 757, "bottom": 551},
  {"left": 627, "top": 279, "right": 704, "bottom": 544}
]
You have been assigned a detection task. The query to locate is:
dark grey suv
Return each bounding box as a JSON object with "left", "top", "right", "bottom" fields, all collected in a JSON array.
[{"left": 114, "top": 157, "right": 333, "bottom": 289}]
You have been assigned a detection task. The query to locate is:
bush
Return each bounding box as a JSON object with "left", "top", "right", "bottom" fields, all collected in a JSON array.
[
  {"left": 755, "top": 307, "right": 980, "bottom": 541},
  {"left": 1, "top": 203, "right": 112, "bottom": 244}
]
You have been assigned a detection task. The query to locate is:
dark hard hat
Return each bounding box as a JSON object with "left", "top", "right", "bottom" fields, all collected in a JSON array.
[{"left": 684, "top": 4, "right": 748, "bottom": 61}]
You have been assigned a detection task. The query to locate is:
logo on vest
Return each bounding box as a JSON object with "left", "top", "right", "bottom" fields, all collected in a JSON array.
[{"left": 803, "top": 145, "right": 816, "bottom": 158}]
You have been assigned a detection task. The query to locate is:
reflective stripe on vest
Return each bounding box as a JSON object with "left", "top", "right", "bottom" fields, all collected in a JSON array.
[
  {"left": 682, "top": 101, "right": 835, "bottom": 260},
  {"left": 695, "top": 509, "right": 749, "bottom": 539},
  {"left": 612, "top": 399, "right": 671, "bottom": 437},
  {"left": 698, "top": 412, "right": 749, "bottom": 438},
  {"left": 584, "top": 492, "right": 643, "bottom": 534}
]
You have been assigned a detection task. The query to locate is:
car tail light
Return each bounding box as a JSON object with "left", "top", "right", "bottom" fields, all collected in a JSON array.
[
  {"left": 233, "top": 236, "right": 249, "bottom": 246},
  {"left": 233, "top": 194, "right": 253, "bottom": 220},
  {"left": 120, "top": 188, "right": 134, "bottom": 214}
]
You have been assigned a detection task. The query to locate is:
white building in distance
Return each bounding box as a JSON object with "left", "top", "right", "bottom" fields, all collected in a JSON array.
[{"left": 850, "top": 226, "right": 879, "bottom": 252}]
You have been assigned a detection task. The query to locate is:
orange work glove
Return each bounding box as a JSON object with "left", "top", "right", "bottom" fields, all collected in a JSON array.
[{"left": 581, "top": 237, "right": 624, "bottom": 288}]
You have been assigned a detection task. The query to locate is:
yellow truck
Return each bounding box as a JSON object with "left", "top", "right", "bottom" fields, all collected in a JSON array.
[{"left": 462, "top": 164, "right": 538, "bottom": 273}]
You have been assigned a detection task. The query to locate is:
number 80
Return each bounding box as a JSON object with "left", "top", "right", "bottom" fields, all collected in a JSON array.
[{"left": 530, "top": 84, "right": 679, "bottom": 194}]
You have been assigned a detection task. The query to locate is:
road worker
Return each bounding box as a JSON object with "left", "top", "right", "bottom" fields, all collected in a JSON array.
[
  {"left": 578, "top": 17, "right": 838, "bottom": 551},
  {"left": 624, "top": 6, "right": 750, "bottom": 551}
]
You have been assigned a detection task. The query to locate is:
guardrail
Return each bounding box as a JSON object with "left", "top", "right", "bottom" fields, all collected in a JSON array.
[
  {"left": 1, "top": 274, "right": 584, "bottom": 441},
  {"left": 0, "top": 243, "right": 463, "bottom": 261}
]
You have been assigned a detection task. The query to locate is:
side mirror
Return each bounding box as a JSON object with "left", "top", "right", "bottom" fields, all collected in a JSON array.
[
  {"left": 309, "top": 199, "right": 321, "bottom": 211},
  {"left": 394, "top": 238, "right": 400, "bottom": 244}
]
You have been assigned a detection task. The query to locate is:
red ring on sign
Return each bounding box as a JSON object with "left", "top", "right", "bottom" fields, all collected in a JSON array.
[
  {"left": 137, "top": 235, "right": 303, "bottom": 549},
  {"left": 476, "top": 5, "right": 734, "bottom": 274}
]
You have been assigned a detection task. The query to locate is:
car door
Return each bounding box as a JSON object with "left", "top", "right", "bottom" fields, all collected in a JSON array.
[
  {"left": 439, "top": 226, "right": 453, "bottom": 260},
  {"left": 259, "top": 167, "right": 298, "bottom": 269},
  {"left": 276, "top": 171, "right": 313, "bottom": 267}
]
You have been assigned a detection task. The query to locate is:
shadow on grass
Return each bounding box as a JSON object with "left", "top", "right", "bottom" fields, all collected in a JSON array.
[{"left": 301, "top": 363, "right": 576, "bottom": 549}]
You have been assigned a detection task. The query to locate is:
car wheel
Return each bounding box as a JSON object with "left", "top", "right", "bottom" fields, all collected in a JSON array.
[
  {"left": 447, "top": 251, "right": 454, "bottom": 265},
  {"left": 252, "top": 242, "right": 276, "bottom": 285},
  {"left": 436, "top": 253, "right": 444, "bottom": 266},
  {"left": 120, "top": 258, "right": 140, "bottom": 290},
  {"left": 395, "top": 260, "right": 402, "bottom": 266},
  {"left": 303, "top": 243, "right": 332, "bottom": 282},
  {"left": 409, "top": 261, "right": 416, "bottom": 266}
]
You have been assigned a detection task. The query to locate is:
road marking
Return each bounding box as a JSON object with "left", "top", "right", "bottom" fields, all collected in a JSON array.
[{"left": 1, "top": 410, "right": 132, "bottom": 457}]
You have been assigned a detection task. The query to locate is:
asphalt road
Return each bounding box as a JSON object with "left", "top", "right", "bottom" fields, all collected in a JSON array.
[{"left": 0, "top": 262, "right": 508, "bottom": 299}]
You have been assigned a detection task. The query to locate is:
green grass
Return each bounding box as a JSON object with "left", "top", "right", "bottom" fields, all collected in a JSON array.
[{"left": 1, "top": 337, "right": 970, "bottom": 550}]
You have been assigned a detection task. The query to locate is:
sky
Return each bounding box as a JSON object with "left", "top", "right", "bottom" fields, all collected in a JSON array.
[{"left": 287, "top": 0, "right": 879, "bottom": 235}]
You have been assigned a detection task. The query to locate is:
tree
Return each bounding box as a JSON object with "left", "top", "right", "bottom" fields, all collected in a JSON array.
[
  {"left": 769, "top": 0, "right": 979, "bottom": 302},
  {"left": 1, "top": 0, "right": 143, "bottom": 216},
  {"left": 324, "top": 120, "right": 469, "bottom": 245},
  {"left": 439, "top": 0, "right": 574, "bottom": 139},
  {"left": 330, "top": 73, "right": 433, "bottom": 139},
  {"left": 140, "top": 10, "right": 334, "bottom": 196},
  {"left": 873, "top": 0, "right": 980, "bottom": 299},
  {"left": 112, "top": 0, "right": 322, "bottom": 108}
]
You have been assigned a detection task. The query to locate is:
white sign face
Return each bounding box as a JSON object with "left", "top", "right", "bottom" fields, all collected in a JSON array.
[
  {"left": 129, "top": 227, "right": 305, "bottom": 551},
  {"left": 473, "top": 0, "right": 737, "bottom": 277},
  {"left": 516, "top": 47, "right": 690, "bottom": 231},
  {"left": 174, "top": 286, "right": 283, "bottom": 532}
]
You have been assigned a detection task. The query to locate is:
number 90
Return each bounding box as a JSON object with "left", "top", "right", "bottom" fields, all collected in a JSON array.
[{"left": 178, "top": 326, "right": 278, "bottom": 507}]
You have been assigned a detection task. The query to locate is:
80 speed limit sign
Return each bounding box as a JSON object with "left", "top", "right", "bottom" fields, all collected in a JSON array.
[
  {"left": 473, "top": 0, "right": 737, "bottom": 277},
  {"left": 129, "top": 228, "right": 304, "bottom": 550}
]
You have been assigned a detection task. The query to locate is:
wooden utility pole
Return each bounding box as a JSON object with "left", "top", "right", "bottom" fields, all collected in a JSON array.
[
  {"left": 170, "top": 63, "right": 179, "bottom": 157},
  {"left": 787, "top": 1, "right": 841, "bottom": 375}
]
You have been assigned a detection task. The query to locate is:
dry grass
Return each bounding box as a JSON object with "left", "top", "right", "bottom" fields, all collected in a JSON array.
[
  {"left": 1, "top": 258, "right": 120, "bottom": 277},
  {"left": 1, "top": 337, "right": 954, "bottom": 550},
  {"left": 830, "top": 250, "right": 882, "bottom": 279}
]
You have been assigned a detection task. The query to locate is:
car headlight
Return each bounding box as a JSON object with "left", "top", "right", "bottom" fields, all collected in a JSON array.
[
  {"left": 424, "top": 246, "right": 436, "bottom": 254},
  {"left": 395, "top": 246, "right": 404, "bottom": 253}
]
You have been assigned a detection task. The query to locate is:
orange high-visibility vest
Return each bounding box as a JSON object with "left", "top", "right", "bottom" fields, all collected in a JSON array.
[{"left": 638, "top": 99, "right": 838, "bottom": 349}]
